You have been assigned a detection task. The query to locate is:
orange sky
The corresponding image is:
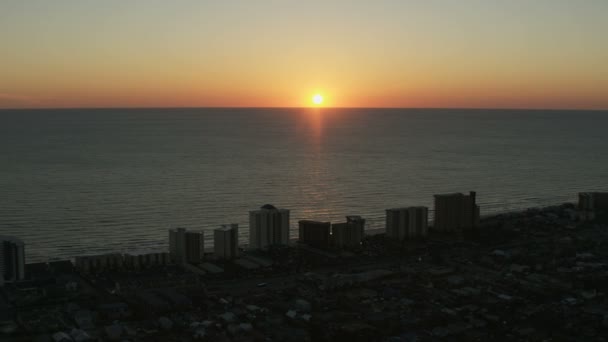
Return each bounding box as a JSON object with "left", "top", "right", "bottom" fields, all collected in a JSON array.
[{"left": 1, "top": 1, "right": 607, "bottom": 110}]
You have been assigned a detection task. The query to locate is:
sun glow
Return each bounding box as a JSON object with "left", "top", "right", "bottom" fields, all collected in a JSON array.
[{"left": 312, "top": 94, "right": 324, "bottom": 105}]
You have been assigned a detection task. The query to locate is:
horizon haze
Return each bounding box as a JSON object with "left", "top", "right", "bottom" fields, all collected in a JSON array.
[{"left": 1, "top": 0, "right": 607, "bottom": 110}]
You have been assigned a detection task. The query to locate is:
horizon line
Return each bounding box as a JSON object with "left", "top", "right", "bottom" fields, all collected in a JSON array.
[{"left": 0, "top": 105, "right": 607, "bottom": 112}]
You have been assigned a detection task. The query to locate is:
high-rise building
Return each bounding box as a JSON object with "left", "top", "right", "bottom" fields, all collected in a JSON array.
[
  {"left": 332, "top": 216, "right": 365, "bottom": 248},
  {"left": 169, "top": 228, "right": 186, "bottom": 263},
  {"left": 433, "top": 191, "right": 480, "bottom": 232},
  {"left": 298, "top": 220, "right": 331, "bottom": 248},
  {"left": 249, "top": 204, "right": 290, "bottom": 250},
  {"left": 169, "top": 228, "right": 204, "bottom": 264},
  {"left": 386, "top": 206, "right": 428, "bottom": 239},
  {"left": 185, "top": 231, "right": 205, "bottom": 263},
  {"left": 214, "top": 224, "right": 239, "bottom": 260},
  {"left": 0, "top": 236, "right": 25, "bottom": 285}
]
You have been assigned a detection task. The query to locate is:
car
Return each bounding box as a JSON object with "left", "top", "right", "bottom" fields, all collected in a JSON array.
[{"left": 256, "top": 282, "right": 267, "bottom": 287}]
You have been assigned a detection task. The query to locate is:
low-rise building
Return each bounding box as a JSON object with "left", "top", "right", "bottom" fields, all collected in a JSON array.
[
  {"left": 124, "top": 251, "right": 170, "bottom": 269},
  {"left": 579, "top": 192, "right": 608, "bottom": 221},
  {"left": 75, "top": 253, "right": 123, "bottom": 273}
]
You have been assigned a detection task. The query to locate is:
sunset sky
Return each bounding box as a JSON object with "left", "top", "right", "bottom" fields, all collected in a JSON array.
[{"left": 1, "top": 0, "right": 607, "bottom": 109}]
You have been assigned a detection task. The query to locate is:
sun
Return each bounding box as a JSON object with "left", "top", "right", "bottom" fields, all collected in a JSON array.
[{"left": 312, "top": 94, "right": 323, "bottom": 105}]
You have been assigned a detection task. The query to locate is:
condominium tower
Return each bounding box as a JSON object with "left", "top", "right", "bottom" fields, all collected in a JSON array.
[
  {"left": 249, "top": 204, "right": 290, "bottom": 250},
  {"left": 386, "top": 206, "right": 428, "bottom": 239},
  {"left": 433, "top": 191, "right": 480, "bottom": 232},
  {"left": 169, "top": 228, "right": 205, "bottom": 264}
]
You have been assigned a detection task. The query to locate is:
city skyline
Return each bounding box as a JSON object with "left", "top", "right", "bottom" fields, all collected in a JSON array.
[{"left": 1, "top": 0, "right": 607, "bottom": 110}]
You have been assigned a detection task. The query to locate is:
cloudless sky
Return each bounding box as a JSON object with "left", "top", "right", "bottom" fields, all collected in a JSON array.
[{"left": 1, "top": 0, "right": 607, "bottom": 109}]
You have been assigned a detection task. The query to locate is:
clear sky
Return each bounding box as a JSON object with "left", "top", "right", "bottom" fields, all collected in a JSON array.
[{"left": 1, "top": 0, "right": 607, "bottom": 109}]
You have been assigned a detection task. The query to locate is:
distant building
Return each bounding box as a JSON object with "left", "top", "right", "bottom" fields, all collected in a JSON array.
[
  {"left": 75, "top": 252, "right": 170, "bottom": 272},
  {"left": 0, "top": 236, "right": 25, "bottom": 285},
  {"left": 332, "top": 216, "right": 365, "bottom": 248},
  {"left": 124, "top": 251, "right": 170, "bottom": 270},
  {"left": 298, "top": 220, "right": 331, "bottom": 248},
  {"left": 214, "top": 224, "right": 239, "bottom": 260},
  {"left": 579, "top": 192, "right": 608, "bottom": 221},
  {"left": 169, "top": 228, "right": 204, "bottom": 264},
  {"left": 249, "top": 204, "right": 290, "bottom": 249},
  {"left": 75, "top": 253, "right": 123, "bottom": 273},
  {"left": 386, "top": 206, "right": 428, "bottom": 239},
  {"left": 433, "top": 191, "right": 480, "bottom": 232}
]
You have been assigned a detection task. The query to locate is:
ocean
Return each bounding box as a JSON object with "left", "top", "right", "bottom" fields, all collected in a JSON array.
[{"left": 1, "top": 108, "right": 607, "bottom": 262}]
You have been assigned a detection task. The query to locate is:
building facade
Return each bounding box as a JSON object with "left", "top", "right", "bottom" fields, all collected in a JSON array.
[
  {"left": 76, "top": 252, "right": 170, "bottom": 272},
  {"left": 332, "top": 216, "right": 365, "bottom": 248},
  {"left": 298, "top": 220, "right": 331, "bottom": 249},
  {"left": 75, "top": 253, "right": 123, "bottom": 273},
  {"left": 169, "top": 228, "right": 204, "bottom": 264},
  {"left": 386, "top": 206, "right": 428, "bottom": 239},
  {"left": 433, "top": 191, "right": 480, "bottom": 232},
  {"left": 579, "top": 192, "right": 608, "bottom": 221},
  {"left": 0, "top": 236, "right": 25, "bottom": 285},
  {"left": 124, "top": 252, "right": 170, "bottom": 270},
  {"left": 249, "top": 204, "right": 290, "bottom": 250},
  {"left": 214, "top": 224, "right": 239, "bottom": 260}
]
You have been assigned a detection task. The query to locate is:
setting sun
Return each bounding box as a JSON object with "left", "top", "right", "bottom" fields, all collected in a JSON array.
[{"left": 312, "top": 94, "right": 324, "bottom": 105}]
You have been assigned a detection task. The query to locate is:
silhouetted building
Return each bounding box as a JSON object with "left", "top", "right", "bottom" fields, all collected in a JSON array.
[
  {"left": 1, "top": 236, "right": 25, "bottom": 286},
  {"left": 75, "top": 252, "right": 170, "bottom": 272},
  {"left": 214, "top": 224, "right": 239, "bottom": 260},
  {"left": 433, "top": 191, "right": 480, "bottom": 232},
  {"left": 298, "top": 220, "right": 331, "bottom": 248},
  {"left": 386, "top": 206, "right": 428, "bottom": 239},
  {"left": 124, "top": 251, "right": 170, "bottom": 270},
  {"left": 579, "top": 192, "right": 608, "bottom": 221},
  {"left": 169, "top": 228, "right": 204, "bottom": 264},
  {"left": 75, "top": 253, "right": 123, "bottom": 273},
  {"left": 249, "top": 204, "right": 290, "bottom": 249},
  {"left": 332, "top": 216, "right": 365, "bottom": 248}
]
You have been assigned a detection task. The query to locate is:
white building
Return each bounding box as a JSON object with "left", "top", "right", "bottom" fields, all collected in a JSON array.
[
  {"left": 249, "top": 204, "right": 290, "bottom": 250},
  {"left": 386, "top": 206, "right": 428, "bottom": 239},
  {"left": 169, "top": 228, "right": 204, "bottom": 264},
  {"left": 214, "top": 224, "right": 239, "bottom": 260},
  {"left": 0, "top": 236, "right": 25, "bottom": 285}
]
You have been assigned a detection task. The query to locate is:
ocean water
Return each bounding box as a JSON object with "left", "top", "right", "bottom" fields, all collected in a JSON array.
[{"left": 1, "top": 108, "right": 607, "bottom": 262}]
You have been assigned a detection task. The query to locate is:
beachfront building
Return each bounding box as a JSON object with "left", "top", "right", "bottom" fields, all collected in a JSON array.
[
  {"left": 332, "top": 216, "right": 365, "bottom": 248},
  {"left": 214, "top": 224, "right": 239, "bottom": 260},
  {"left": 1, "top": 236, "right": 25, "bottom": 286},
  {"left": 433, "top": 191, "right": 480, "bottom": 232},
  {"left": 169, "top": 228, "right": 205, "bottom": 264},
  {"left": 386, "top": 206, "right": 428, "bottom": 239},
  {"left": 249, "top": 204, "right": 290, "bottom": 250},
  {"left": 298, "top": 220, "right": 331, "bottom": 249},
  {"left": 75, "top": 251, "right": 170, "bottom": 272},
  {"left": 75, "top": 253, "right": 123, "bottom": 273},
  {"left": 579, "top": 192, "right": 608, "bottom": 221},
  {"left": 124, "top": 251, "right": 170, "bottom": 270}
]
